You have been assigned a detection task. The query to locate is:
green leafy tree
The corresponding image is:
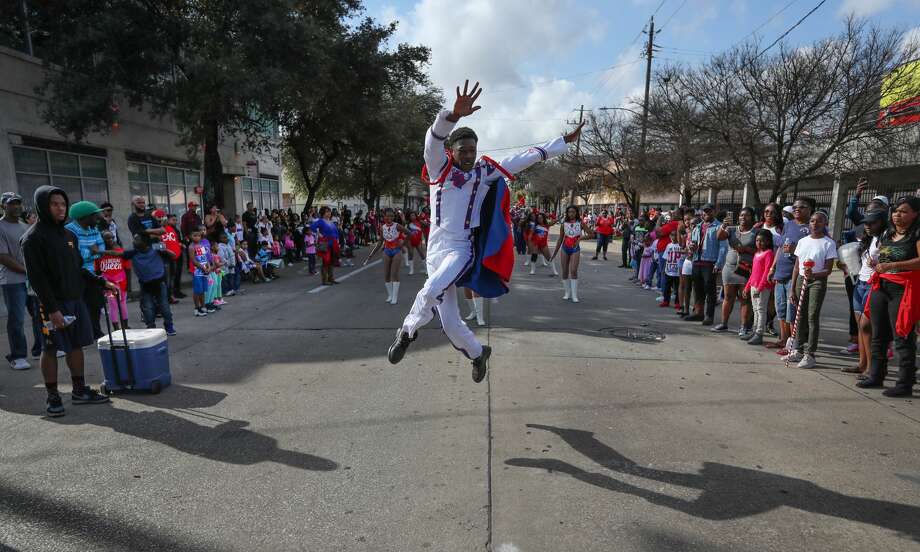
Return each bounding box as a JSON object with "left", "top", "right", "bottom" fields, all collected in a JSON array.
[{"left": 34, "top": 0, "right": 355, "bottom": 208}]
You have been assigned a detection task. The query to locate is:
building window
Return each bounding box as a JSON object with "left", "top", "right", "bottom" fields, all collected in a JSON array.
[
  {"left": 128, "top": 161, "right": 201, "bottom": 215},
  {"left": 242, "top": 176, "right": 280, "bottom": 213},
  {"left": 12, "top": 146, "right": 109, "bottom": 208}
]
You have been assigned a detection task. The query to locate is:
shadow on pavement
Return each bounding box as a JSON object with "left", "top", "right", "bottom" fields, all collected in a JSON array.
[
  {"left": 0, "top": 387, "right": 337, "bottom": 472},
  {"left": 0, "top": 481, "right": 220, "bottom": 552},
  {"left": 506, "top": 424, "right": 920, "bottom": 543}
]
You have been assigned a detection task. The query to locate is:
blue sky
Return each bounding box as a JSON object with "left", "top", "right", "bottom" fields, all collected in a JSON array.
[{"left": 363, "top": 0, "right": 920, "bottom": 152}]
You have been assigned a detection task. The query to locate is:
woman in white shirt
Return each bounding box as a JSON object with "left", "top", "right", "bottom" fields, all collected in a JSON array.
[{"left": 843, "top": 209, "right": 887, "bottom": 377}]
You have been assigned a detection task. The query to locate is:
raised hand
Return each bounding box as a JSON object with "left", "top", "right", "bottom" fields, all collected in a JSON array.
[
  {"left": 564, "top": 120, "right": 586, "bottom": 144},
  {"left": 856, "top": 177, "right": 868, "bottom": 196},
  {"left": 449, "top": 80, "right": 482, "bottom": 122}
]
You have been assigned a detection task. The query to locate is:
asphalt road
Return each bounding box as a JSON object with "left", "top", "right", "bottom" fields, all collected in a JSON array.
[{"left": 1, "top": 240, "right": 918, "bottom": 552}]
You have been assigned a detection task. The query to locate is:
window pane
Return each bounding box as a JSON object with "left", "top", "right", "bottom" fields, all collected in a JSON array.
[
  {"left": 242, "top": 177, "right": 252, "bottom": 191},
  {"left": 49, "top": 152, "right": 80, "bottom": 177},
  {"left": 16, "top": 173, "right": 50, "bottom": 208},
  {"left": 128, "top": 162, "right": 148, "bottom": 182},
  {"left": 261, "top": 179, "right": 271, "bottom": 192},
  {"left": 80, "top": 156, "right": 107, "bottom": 179},
  {"left": 149, "top": 183, "right": 168, "bottom": 211},
  {"left": 272, "top": 181, "right": 279, "bottom": 193},
  {"left": 130, "top": 181, "right": 149, "bottom": 202},
  {"left": 52, "top": 176, "right": 82, "bottom": 202},
  {"left": 169, "top": 186, "right": 185, "bottom": 216},
  {"left": 149, "top": 165, "right": 168, "bottom": 183},
  {"left": 168, "top": 168, "right": 184, "bottom": 186},
  {"left": 83, "top": 179, "right": 109, "bottom": 205},
  {"left": 13, "top": 147, "right": 48, "bottom": 174},
  {"left": 185, "top": 171, "right": 200, "bottom": 187}
]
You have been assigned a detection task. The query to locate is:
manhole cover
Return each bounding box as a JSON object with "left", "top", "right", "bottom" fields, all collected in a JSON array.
[{"left": 598, "top": 327, "right": 666, "bottom": 342}]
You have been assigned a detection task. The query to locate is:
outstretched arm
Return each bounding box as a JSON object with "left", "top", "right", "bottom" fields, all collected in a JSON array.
[
  {"left": 491, "top": 121, "right": 585, "bottom": 176},
  {"left": 424, "top": 80, "right": 482, "bottom": 183}
]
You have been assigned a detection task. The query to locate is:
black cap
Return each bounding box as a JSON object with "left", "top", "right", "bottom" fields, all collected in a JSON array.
[
  {"left": 701, "top": 203, "right": 715, "bottom": 211},
  {"left": 863, "top": 209, "right": 888, "bottom": 224}
]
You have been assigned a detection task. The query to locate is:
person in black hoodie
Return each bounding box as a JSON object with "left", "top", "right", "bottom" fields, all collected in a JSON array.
[{"left": 21, "top": 186, "right": 118, "bottom": 417}]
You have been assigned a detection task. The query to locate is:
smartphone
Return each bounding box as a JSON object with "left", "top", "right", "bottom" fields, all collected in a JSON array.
[{"left": 724, "top": 211, "right": 734, "bottom": 225}]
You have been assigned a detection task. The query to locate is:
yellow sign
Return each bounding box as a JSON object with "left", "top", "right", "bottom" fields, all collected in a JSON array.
[{"left": 879, "top": 59, "right": 920, "bottom": 127}]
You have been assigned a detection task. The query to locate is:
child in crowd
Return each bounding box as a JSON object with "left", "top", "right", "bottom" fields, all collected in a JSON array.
[
  {"left": 95, "top": 231, "right": 129, "bottom": 330},
  {"left": 786, "top": 212, "right": 837, "bottom": 369},
  {"left": 188, "top": 229, "right": 212, "bottom": 316},
  {"left": 123, "top": 234, "right": 176, "bottom": 335},
  {"left": 237, "top": 243, "right": 267, "bottom": 282},
  {"left": 257, "top": 241, "right": 276, "bottom": 280},
  {"left": 304, "top": 226, "right": 317, "bottom": 275},
  {"left": 218, "top": 233, "right": 239, "bottom": 296},
  {"left": 283, "top": 230, "right": 296, "bottom": 266},
  {"left": 207, "top": 241, "right": 225, "bottom": 309},
  {"left": 743, "top": 229, "right": 776, "bottom": 346},
  {"left": 638, "top": 234, "right": 655, "bottom": 289},
  {"left": 660, "top": 229, "right": 683, "bottom": 308}
]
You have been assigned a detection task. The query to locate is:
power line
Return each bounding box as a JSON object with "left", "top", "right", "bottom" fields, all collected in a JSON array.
[
  {"left": 652, "top": 0, "right": 669, "bottom": 16},
  {"left": 757, "top": 0, "right": 827, "bottom": 58},
  {"left": 735, "top": 0, "right": 800, "bottom": 46},
  {"left": 659, "top": 0, "right": 688, "bottom": 31}
]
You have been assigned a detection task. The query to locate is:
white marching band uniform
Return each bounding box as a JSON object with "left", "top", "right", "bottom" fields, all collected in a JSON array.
[{"left": 398, "top": 109, "right": 570, "bottom": 359}]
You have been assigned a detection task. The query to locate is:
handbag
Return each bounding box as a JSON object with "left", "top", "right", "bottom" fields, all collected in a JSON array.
[{"left": 734, "top": 260, "right": 752, "bottom": 279}]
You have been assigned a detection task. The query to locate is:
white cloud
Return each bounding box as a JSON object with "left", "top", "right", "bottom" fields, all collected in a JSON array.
[
  {"left": 379, "top": 0, "right": 642, "bottom": 152},
  {"left": 838, "top": 0, "right": 895, "bottom": 17}
]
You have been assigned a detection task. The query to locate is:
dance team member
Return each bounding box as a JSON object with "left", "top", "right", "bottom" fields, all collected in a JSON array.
[
  {"left": 551, "top": 206, "right": 590, "bottom": 302},
  {"left": 364, "top": 208, "right": 408, "bottom": 304},
  {"left": 529, "top": 213, "right": 558, "bottom": 276},
  {"left": 405, "top": 211, "right": 427, "bottom": 275}
]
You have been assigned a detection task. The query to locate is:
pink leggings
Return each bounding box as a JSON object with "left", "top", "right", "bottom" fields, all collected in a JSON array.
[{"left": 106, "top": 292, "right": 128, "bottom": 324}]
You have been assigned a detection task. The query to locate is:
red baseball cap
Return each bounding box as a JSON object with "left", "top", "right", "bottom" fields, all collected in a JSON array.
[
  {"left": 153, "top": 209, "right": 166, "bottom": 218},
  {"left": 188, "top": 201, "right": 199, "bottom": 207}
]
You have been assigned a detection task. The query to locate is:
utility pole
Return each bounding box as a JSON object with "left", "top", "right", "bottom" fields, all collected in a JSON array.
[
  {"left": 636, "top": 15, "right": 657, "bottom": 215},
  {"left": 19, "top": 0, "right": 33, "bottom": 56},
  {"left": 568, "top": 104, "right": 585, "bottom": 206}
]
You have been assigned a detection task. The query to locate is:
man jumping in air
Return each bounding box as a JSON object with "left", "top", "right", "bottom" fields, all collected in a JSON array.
[{"left": 387, "top": 80, "right": 584, "bottom": 382}]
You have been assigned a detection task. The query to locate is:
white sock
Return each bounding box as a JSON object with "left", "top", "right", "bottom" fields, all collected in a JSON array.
[
  {"left": 571, "top": 279, "right": 579, "bottom": 302},
  {"left": 391, "top": 281, "right": 400, "bottom": 304},
  {"left": 474, "top": 297, "right": 485, "bottom": 326},
  {"left": 530, "top": 264, "right": 536, "bottom": 275},
  {"left": 408, "top": 258, "right": 414, "bottom": 275},
  {"left": 562, "top": 279, "right": 571, "bottom": 300},
  {"left": 385, "top": 282, "right": 393, "bottom": 302},
  {"left": 541, "top": 256, "right": 548, "bottom": 266},
  {"left": 465, "top": 298, "right": 477, "bottom": 320},
  {"left": 551, "top": 260, "right": 559, "bottom": 276}
]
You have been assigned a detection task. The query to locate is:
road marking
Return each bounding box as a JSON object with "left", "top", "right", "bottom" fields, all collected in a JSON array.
[{"left": 308, "top": 259, "right": 382, "bottom": 294}]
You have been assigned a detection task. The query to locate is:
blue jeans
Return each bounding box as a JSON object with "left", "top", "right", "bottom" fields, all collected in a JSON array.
[
  {"left": 2, "top": 283, "right": 28, "bottom": 361},
  {"left": 657, "top": 257, "right": 667, "bottom": 291},
  {"left": 141, "top": 280, "right": 173, "bottom": 330},
  {"left": 774, "top": 279, "right": 794, "bottom": 323}
]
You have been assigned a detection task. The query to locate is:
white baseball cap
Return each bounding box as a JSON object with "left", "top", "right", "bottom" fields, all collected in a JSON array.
[{"left": 871, "top": 195, "right": 890, "bottom": 206}]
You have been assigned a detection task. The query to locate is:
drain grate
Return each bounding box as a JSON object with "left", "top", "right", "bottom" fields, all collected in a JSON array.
[{"left": 598, "top": 326, "right": 666, "bottom": 342}]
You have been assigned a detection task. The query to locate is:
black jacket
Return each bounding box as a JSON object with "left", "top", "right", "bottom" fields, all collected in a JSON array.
[{"left": 21, "top": 186, "right": 104, "bottom": 314}]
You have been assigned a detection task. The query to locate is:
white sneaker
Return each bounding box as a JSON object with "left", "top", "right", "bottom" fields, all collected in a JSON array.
[
  {"left": 9, "top": 358, "right": 30, "bottom": 371},
  {"left": 796, "top": 354, "right": 817, "bottom": 369},
  {"left": 783, "top": 351, "right": 803, "bottom": 363},
  {"left": 655, "top": 295, "right": 664, "bottom": 302},
  {"left": 643, "top": 284, "right": 651, "bottom": 290},
  {"left": 55, "top": 350, "right": 67, "bottom": 358}
]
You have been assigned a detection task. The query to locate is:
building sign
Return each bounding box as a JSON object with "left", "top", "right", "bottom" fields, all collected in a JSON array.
[
  {"left": 245, "top": 160, "right": 259, "bottom": 178},
  {"left": 879, "top": 59, "right": 920, "bottom": 127}
]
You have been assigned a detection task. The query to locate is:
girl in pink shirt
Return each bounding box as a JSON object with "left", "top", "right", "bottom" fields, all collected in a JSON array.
[{"left": 743, "top": 229, "right": 776, "bottom": 345}]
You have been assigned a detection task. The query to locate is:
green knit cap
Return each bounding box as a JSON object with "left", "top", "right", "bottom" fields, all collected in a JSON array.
[{"left": 69, "top": 200, "right": 102, "bottom": 221}]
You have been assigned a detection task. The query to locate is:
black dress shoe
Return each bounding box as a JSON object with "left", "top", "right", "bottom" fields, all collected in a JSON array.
[
  {"left": 387, "top": 330, "right": 417, "bottom": 365},
  {"left": 472, "top": 345, "right": 491, "bottom": 383},
  {"left": 856, "top": 379, "right": 884, "bottom": 389},
  {"left": 702, "top": 318, "right": 714, "bottom": 326},
  {"left": 684, "top": 313, "right": 704, "bottom": 322},
  {"left": 882, "top": 386, "right": 913, "bottom": 398}
]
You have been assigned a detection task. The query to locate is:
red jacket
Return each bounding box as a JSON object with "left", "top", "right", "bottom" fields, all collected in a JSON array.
[{"left": 866, "top": 270, "right": 920, "bottom": 337}]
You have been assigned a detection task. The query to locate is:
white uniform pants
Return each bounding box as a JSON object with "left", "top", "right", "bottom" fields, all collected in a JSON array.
[{"left": 400, "top": 239, "right": 482, "bottom": 359}]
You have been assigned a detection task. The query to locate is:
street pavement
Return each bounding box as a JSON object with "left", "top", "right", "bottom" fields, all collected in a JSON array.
[{"left": 1, "top": 240, "right": 918, "bottom": 552}]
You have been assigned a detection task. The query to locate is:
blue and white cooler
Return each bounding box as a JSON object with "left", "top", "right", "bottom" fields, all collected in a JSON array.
[{"left": 97, "top": 328, "right": 171, "bottom": 394}]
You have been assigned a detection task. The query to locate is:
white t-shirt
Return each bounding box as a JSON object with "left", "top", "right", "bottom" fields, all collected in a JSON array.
[
  {"left": 762, "top": 223, "right": 782, "bottom": 249},
  {"left": 858, "top": 238, "right": 880, "bottom": 282},
  {"left": 794, "top": 235, "right": 838, "bottom": 275},
  {"left": 664, "top": 243, "right": 683, "bottom": 277}
]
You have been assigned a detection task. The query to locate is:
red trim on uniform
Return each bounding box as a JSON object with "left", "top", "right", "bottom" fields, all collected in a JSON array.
[
  {"left": 421, "top": 151, "right": 454, "bottom": 185},
  {"left": 480, "top": 156, "right": 516, "bottom": 181}
]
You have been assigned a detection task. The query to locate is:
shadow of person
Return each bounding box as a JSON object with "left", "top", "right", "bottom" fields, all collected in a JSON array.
[
  {"left": 1, "top": 389, "right": 336, "bottom": 472},
  {"left": 506, "top": 424, "right": 920, "bottom": 543}
]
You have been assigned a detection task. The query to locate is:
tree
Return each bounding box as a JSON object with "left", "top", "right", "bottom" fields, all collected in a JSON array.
[
  {"left": 280, "top": 18, "right": 431, "bottom": 212},
  {"left": 579, "top": 111, "right": 645, "bottom": 215},
  {"left": 35, "top": 0, "right": 356, "bottom": 208},
  {"left": 680, "top": 18, "right": 920, "bottom": 206}
]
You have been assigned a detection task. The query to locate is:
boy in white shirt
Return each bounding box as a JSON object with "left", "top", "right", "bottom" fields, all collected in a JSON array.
[
  {"left": 786, "top": 212, "right": 837, "bottom": 369},
  {"left": 660, "top": 230, "right": 683, "bottom": 307}
]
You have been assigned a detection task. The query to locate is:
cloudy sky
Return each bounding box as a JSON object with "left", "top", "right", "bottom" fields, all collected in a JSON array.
[{"left": 363, "top": 0, "right": 920, "bottom": 153}]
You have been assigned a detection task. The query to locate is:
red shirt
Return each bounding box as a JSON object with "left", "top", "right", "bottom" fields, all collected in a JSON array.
[
  {"left": 161, "top": 225, "right": 182, "bottom": 258},
  {"left": 95, "top": 249, "right": 128, "bottom": 292},
  {"left": 595, "top": 216, "right": 614, "bottom": 236},
  {"left": 656, "top": 221, "right": 680, "bottom": 253}
]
